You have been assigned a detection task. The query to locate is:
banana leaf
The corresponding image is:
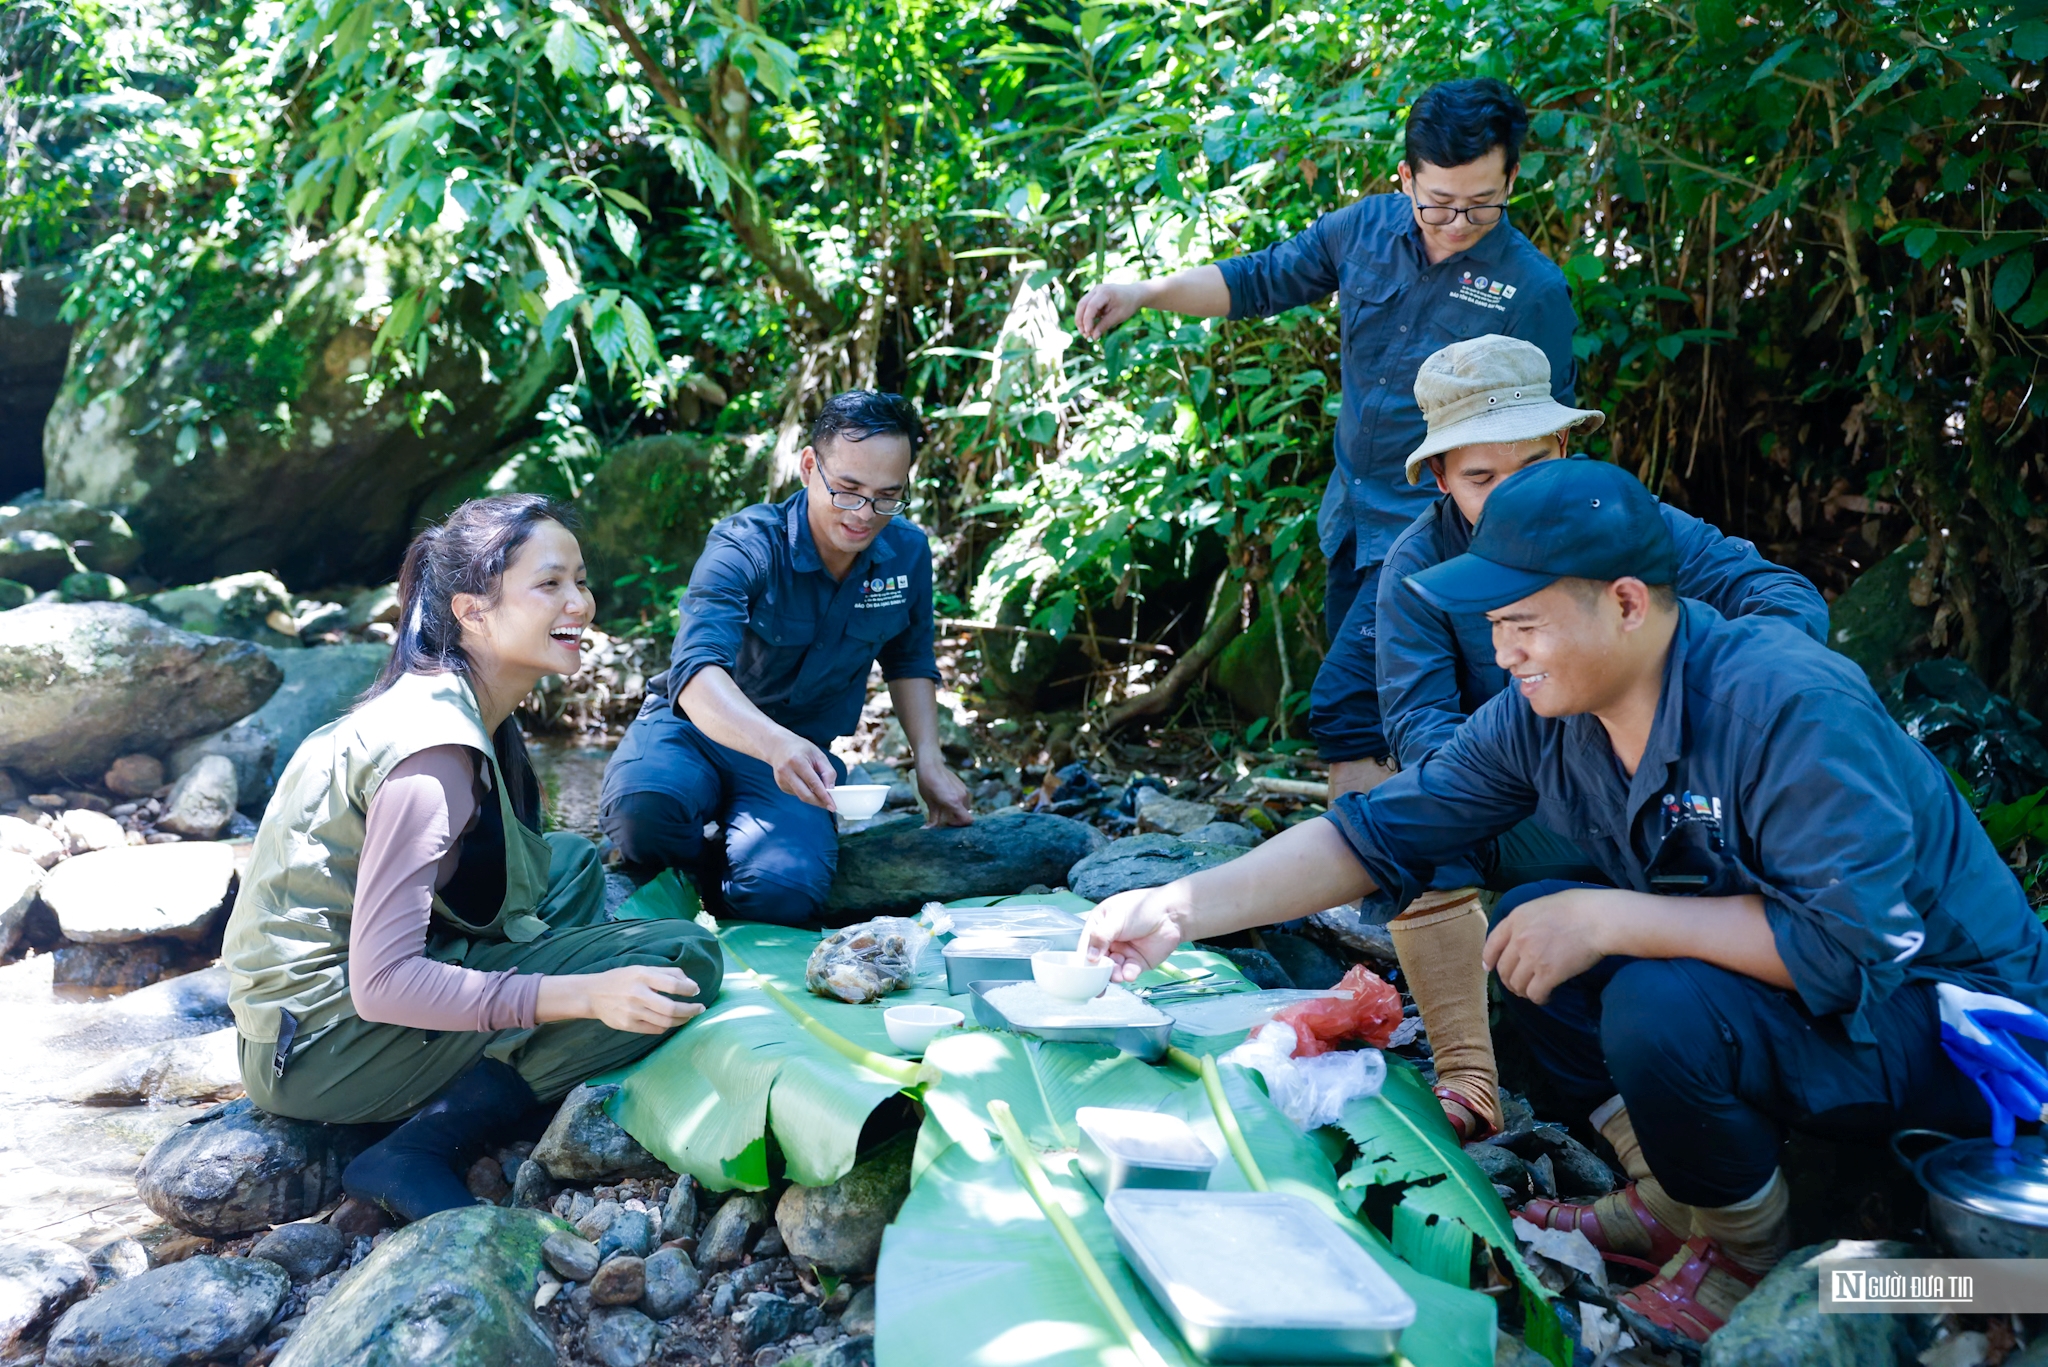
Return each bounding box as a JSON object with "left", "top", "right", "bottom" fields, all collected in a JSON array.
[
  {"left": 1338, "top": 1060, "right": 1569, "bottom": 1366},
  {"left": 878, "top": 1031, "right": 1499, "bottom": 1367}
]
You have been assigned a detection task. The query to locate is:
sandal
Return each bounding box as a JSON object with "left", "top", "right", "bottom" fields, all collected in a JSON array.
[
  {"left": 1517, "top": 1182, "right": 1688, "bottom": 1271},
  {"left": 1435, "top": 1085, "right": 1500, "bottom": 1144},
  {"left": 1616, "top": 1237, "right": 1763, "bottom": 1343}
]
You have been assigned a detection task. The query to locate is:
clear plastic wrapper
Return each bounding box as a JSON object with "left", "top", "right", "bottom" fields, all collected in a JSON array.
[{"left": 804, "top": 916, "right": 934, "bottom": 1003}]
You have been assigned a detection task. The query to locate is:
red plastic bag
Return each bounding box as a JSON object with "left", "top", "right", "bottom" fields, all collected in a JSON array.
[{"left": 1265, "top": 964, "right": 1404, "bottom": 1057}]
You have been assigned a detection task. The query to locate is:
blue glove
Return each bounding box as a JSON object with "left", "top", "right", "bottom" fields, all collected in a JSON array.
[{"left": 1938, "top": 982, "right": 2048, "bottom": 1146}]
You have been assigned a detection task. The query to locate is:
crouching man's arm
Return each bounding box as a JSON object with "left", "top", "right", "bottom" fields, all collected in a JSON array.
[
  {"left": 1481, "top": 888, "right": 1795, "bottom": 1006},
  {"left": 887, "top": 676, "right": 973, "bottom": 827},
  {"left": 681, "top": 666, "right": 839, "bottom": 810}
]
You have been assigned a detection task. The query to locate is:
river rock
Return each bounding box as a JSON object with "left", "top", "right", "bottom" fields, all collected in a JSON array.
[
  {"left": 543, "top": 1231, "right": 600, "bottom": 1282},
  {"left": 840, "top": 1283, "right": 876, "bottom": 1336},
  {"left": 1183, "top": 820, "right": 1260, "bottom": 849},
  {"left": 1258, "top": 930, "right": 1346, "bottom": 991},
  {"left": 696, "top": 1192, "right": 770, "bottom": 1270},
  {"left": 218, "top": 643, "right": 389, "bottom": 809},
  {"left": 44, "top": 1254, "right": 287, "bottom": 1367},
  {"left": 786, "top": 1336, "right": 876, "bottom": 1367},
  {"left": 774, "top": 1132, "right": 913, "bottom": 1274},
  {"left": 59, "top": 570, "right": 127, "bottom": 602},
  {"left": 826, "top": 811, "right": 1106, "bottom": 917},
  {"left": 87, "top": 1239, "right": 149, "bottom": 1288},
  {"left": 0, "top": 603, "right": 281, "bottom": 779},
  {"left": 62, "top": 1026, "right": 242, "bottom": 1105},
  {"left": 154, "top": 754, "right": 238, "bottom": 838},
  {"left": 1828, "top": 539, "right": 1934, "bottom": 689},
  {"left": 510, "top": 1155, "right": 554, "bottom": 1209},
  {"left": 660, "top": 1175, "right": 698, "bottom": 1242},
  {"left": 1133, "top": 789, "right": 1219, "bottom": 835},
  {"left": 166, "top": 721, "right": 275, "bottom": 813},
  {"left": 0, "top": 1238, "right": 96, "bottom": 1356},
  {"left": 273, "top": 1205, "right": 566, "bottom": 1367},
  {"left": 0, "top": 579, "right": 30, "bottom": 610},
  {"left": 137, "top": 1097, "right": 375, "bottom": 1237},
  {"left": 251, "top": 1222, "right": 348, "bottom": 1284},
  {"left": 103, "top": 753, "right": 164, "bottom": 798},
  {"left": 1702, "top": 1240, "right": 1936, "bottom": 1367},
  {"left": 40, "top": 841, "right": 236, "bottom": 943},
  {"left": 1067, "top": 832, "right": 1246, "bottom": 900},
  {"left": 532, "top": 1082, "right": 669, "bottom": 1183},
  {"left": 1465, "top": 1142, "right": 1533, "bottom": 1200},
  {"left": 599, "top": 1208, "right": 656, "bottom": 1262},
  {"left": 51, "top": 940, "right": 181, "bottom": 993},
  {"left": 585, "top": 1306, "right": 658, "bottom": 1367},
  {"left": 638, "top": 1247, "right": 700, "bottom": 1320},
  {"left": 589, "top": 1255, "right": 646, "bottom": 1306},
  {"left": 0, "top": 848, "right": 38, "bottom": 956},
  {"left": 0, "top": 813, "right": 64, "bottom": 867},
  {"left": 54, "top": 807, "right": 126, "bottom": 855},
  {"left": 1300, "top": 903, "right": 1401, "bottom": 965},
  {"left": 107, "top": 963, "right": 231, "bottom": 1023},
  {"left": 148, "top": 572, "right": 298, "bottom": 648},
  {"left": 0, "top": 499, "right": 139, "bottom": 590},
  {"left": 738, "top": 1295, "right": 797, "bottom": 1354}
]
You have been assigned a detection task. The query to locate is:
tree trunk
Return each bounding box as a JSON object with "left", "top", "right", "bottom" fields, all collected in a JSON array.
[{"left": 1098, "top": 576, "right": 1246, "bottom": 733}]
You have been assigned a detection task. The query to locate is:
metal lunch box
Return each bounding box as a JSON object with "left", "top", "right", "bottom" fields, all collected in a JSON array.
[
  {"left": 942, "top": 935, "right": 1055, "bottom": 994},
  {"left": 1076, "top": 1106, "right": 1217, "bottom": 1197}
]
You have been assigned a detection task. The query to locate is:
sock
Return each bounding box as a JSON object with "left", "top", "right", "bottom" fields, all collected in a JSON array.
[
  {"left": 1588, "top": 1099, "right": 1699, "bottom": 1253},
  {"left": 342, "top": 1059, "right": 538, "bottom": 1224},
  {"left": 1389, "top": 887, "right": 1502, "bottom": 1135},
  {"left": 1693, "top": 1169, "right": 1791, "bottom": 1275}
]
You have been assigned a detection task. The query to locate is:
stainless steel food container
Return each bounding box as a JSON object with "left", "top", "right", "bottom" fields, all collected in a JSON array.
[
  {"left": 1105, "top": 1189, "right": 1415, "bottom": 1363},
  {"left": 967, "top": 980, "right": 1174, "bottom": 1062},
  {"left": 940, "top": 904, "right": 1087, "bottom": 940},
  {"left": 942, "top": 935, "right": 1054, "bottom": 994},
  {"left": 1076, "top": 1106, "right": 1217, "bottom": 1197}
]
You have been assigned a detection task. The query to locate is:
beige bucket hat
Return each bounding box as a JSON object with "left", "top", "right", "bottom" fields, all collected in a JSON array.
[{"left": 1403, "top": 335, "right": 1605, "bottom": 484}]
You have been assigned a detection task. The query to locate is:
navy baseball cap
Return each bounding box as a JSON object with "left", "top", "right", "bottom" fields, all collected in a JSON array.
[{"left": 1406, "top": 459, "right": 1678, "bottom": 614}]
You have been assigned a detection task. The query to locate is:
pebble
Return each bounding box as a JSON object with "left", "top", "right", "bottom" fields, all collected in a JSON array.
[
  {"left": 0, "top": 813, "right": 64, "bottom": 868},
  {"left": 154, "top": 754, "right": 239, "bottom": 839},
  {"left": 773, "top": 1133, "right": 913, "bottom": 1274},
  {"left": 660, "top": 1175, "right": 699, "bottom": 1242},
  {"left": 465, "top": 1154, "right": 510, "bottom": 1203},
  {"left": 55, "top": 808, "right": 126, "bottom": 855},
  {"left": 738, "top": 1295, "right": 797, "bottom": 1354},
  {"left": 533, "top": 1083, "right": 670, "bottom": 1183},
  {"left": 44, "top": 1254, "right": 287, "bottom": 1367},
  {"left": 251, "top": 1222, "right": 348, "bottom": 1284},
  {"left": 698, "top": 1192, "right": 770, "bottom": 1269},
  {"left": 639, "top": 1247, "right": 701, "bottom": 1320},
  {"left": 1464, "top": 1141, "right": 1534, "bottom": 1200},
  {"left": 708, "top": 1280, "right": 737, "bottom": 1318},
  {"left": 329, "top": 1197, "right": 389, "bottom": 1239},
  {"left": 600, "top": 1207, "right": 657, "bottom": 1262},
  {"left": 543, "top": 1231, "right": 601, "bottom": 1282},
  {"left": 87, "top": 1238, "right": 149, "bottom": 1287},
  {"left": 585, "top": 1305, "right": 659, "bottom": 1367},
  {"left": 0, "top": 1238, "right": 96, "bottom": 1356},
  {"left": 590, "top": 1255, "right": 646, "bottom": 1306},
  {"left": 510, "top": 1157, "right": 554, "bottom": 1209},
  {"left": 577, "top": 1198, "right": 622, "bottom": 1242},
  {"left": 839, "top": 1283, "right": 876, "bottom": 1337},
  {"left": 103, "top": 754, "right": 164, "bottom": 799}
]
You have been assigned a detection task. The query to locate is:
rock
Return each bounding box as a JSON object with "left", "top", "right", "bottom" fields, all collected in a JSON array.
[
  {"left": 533, "top": 1083, "right": 670, "bottom": 1183},
  {"left": 166, "top": 725, "right": 274, "bottom": 817},
  {"left": 638, "top": 1248, "right": 700, "bottom": 1320},
  {"left": 0, "top": 604, "right": 282, "bottom": 779},
  {"left": 147, "top": 572, "right": 299, "bottom": 648},
  {"left": 1465, "top": 1142, "right": 1533, "bottom": 1200},
  {"left": 40, "top": 842, "right": 236, "bottom": 943},
  {"left": 87, "top": 1239, "right": 149, "bottom": 1287},
  {"left": 839, "top": 1284, "right": 876, "bottom": 1337},
  {"left": 95, "top": 961, "right": 229, "bottom": 1022},
  {"left": 273, "top": 1205, "right": 567, "bottom": 1367},
  {"left": 0, "top": 848, "right": 39, "bottom": 955},
  {"left": 51, "top": 941, "right": 182, "bottom": 993},
  {"left": 61, "top": 1026, "right": 242, "bottom": 1104},
  {"left": 44, "top": 1254, "right": 287, "bottom": 1367},
  {"left": 1544, "top": 1134, "right": 1618, "bottom": 1199},
  {"left": 789, "top": 1336, "right": 876, "bottom": 1367},
  {"left": 1211, "top": 602, "right": 1326, "bottom": 720},
  {"left": 1067, "top": 832, "right": 1246, "bottom": 900},
  {"left": 660, "top": 1175, "right": 698, "bottom": 1242},
  {"left": 826, "top": 811, "right": 1107, "bottom": 918},
  {"left": 137, "top": 1097, "right": 375, "bottom": 1237},
  {"left": 590, "top": 1255, "right": 646, "bottom": 1306},
  {"left": 774, "top": 1132, "right": 913, "bottom": 1274},
  {"left": 599, "top": 1208, "right": 657, "bottom": 1262},
  {"left": 328, "top": 1197, "right": 389, "bottom": 1239},
  {"left": 345, "top": 586, "right": 398, "bottom": 629},
  {"left": 0, "top": 500, "right": 140, "bottom": 590},
  {"left": 1701, "top": 1240, "right": 1936, "bottom": 1367},
  {"left": 466, "top": 1155, "right": 510, "bottom": 1203},
  {"left": 1133, "top": 789, "right": 1220, "bottom": 835},
  {"left": 103, "top": 754, "right": 164, "bottom": 798},
  {"left": 697, "top": 1192, "right": 770, "bottom": 1269},
  {"left": 1828, "top": 540, "right": 1934, "bottom": 689},
  {"left": 251, "top": 1223, "right": 348, "bottom": 1284},
  {"left": 0, "top": 1238, "right": 96, "bottom": 1356},
  {"left": 225, "top": 643, "right": 391, "bottom": 810},
  {"left": 753, "top": 1223, "right": 786, "bottom": 1257},
  {"left": 1183, "top": 820, "right": 1260, "bottom": 849},
  {"left": 1215, "top": 947, "right": 1293, "bottom": 990},
  {"left": 155, "top": 754, "right": 239, "bottom": 838},
  {"left": 1300, "top": 903, "right": 1400, "bottom": 966},
  {"left": 0, "top": 813, "right": 63, "bottom": 867},
  {"left": 543, "top": 1231, "right": 600, "bottom": 1282},
  {"left": 54, "top": 807, "right": 127, "bottom": 855},
  {"left": 510, "top": 1156, "right": 554, "bottom": 1210},
  {"left": 738, "top": 1295, "right": 798, "bottom": 1354},
  {"left": 569, "top": 435, "right": 722, "bottom": 620},
  {"left": 1258, "top": 931, "right": 1346, "bottom": 991},
  {"left": 0, "top": 578, "right": 33, "bottom": 610},
  {"left": 805, "top": 919, "right": 919, "bottom": 1004},
  {"left": 584, "top": 1305, "right": 659, "bottom": 1367},
  {"left": 59, "top": 570, "right": 127, "bottom": 602}
]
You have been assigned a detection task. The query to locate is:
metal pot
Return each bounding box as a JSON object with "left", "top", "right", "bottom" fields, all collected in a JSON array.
[{"left": 1892, "top": 1128, "right": 2048, "bottom": 1258}]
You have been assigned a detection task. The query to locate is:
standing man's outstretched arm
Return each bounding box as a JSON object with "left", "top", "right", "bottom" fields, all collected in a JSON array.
[{"left": 1074, "top": 265, "right": 1231, "bottom": 340}]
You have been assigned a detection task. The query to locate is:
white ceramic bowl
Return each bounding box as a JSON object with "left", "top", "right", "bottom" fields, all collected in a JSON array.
[
  {"left": 833, "top": 784, "right": 891, "bottom": 820},
  {"left": 1032, "top": 949, "right": 1115, "bottom": 1002},
  {"left": 884, "top": 1004, "right": 964, "bottom": 1054}
]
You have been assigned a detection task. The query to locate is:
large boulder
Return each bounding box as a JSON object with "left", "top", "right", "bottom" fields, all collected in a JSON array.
[
  {"left": 1210, "top": 602, "right": 1325, "bottom": 721},
  {"left": 0, "top": 1238, "right": 96, "bottom": 1358},
  {"left": 0, "top": 848, "right": 40, "bottom": 957},
  {"left": 0, "top": 265, "right": 72, "bottom": 499},
  {"left": 39, "top": 842, "right": 237, "bottom": 943},
  {"left": 1702, "top": 1240, "right": 1937, "bottom": 1367},
  {"left": 136, "top": 1097, "right": 376, "bottom": 1237},
  {"left": 41, "top": 237, "right": 569, "bottom": 588},
  {"left": 774, "top": 1132, "right": 913, "bottom": 1274},
  {"left": 568, "top": 434, "right": 725, "bottom": 620},
  {"left": 61, "top": 1027, "right": 243, "bottom": 1106},
  {"left": 1828, "top": 539, "right": 1934, "bottom": 688},
  {"left": 0, "top": 499, "right": 141, "bottom": 590},
  {"left": 1067, "top": 832, "right": 1247, "bottom": 900},
  {"left": 826, "top": 811, "right": 1107, "bottom": 918},
  {"left": 147, "top": 571, "right": 299, "bottom": 647},
  {"left": 44, "top": 1255, "right": 287, "bottom": 1367},
  {"left": 274, "top": 1206, "right": 567, "bottom": 1367},
  {"left": 171, "top": 642, "right": 388, "bottom": 811},
  {"left": 0, "top": 602, "right": 281, "bottom": 779}
]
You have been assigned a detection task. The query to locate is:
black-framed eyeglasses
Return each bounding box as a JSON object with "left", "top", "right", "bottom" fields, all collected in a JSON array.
[
  {"left": 1411, "top": 197, "right": 1508, "bottom": 227},
  {"left": 814, "top": 460, "right": 908, "bottom": 517}
]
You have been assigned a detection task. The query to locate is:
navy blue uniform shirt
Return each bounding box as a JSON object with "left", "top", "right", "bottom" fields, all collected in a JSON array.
[
  {"left": 644, "top": 489, "right": 941, "bottom": 748},
  {"left": 1216, "top": 192, "right": 1577, "bottom": 569},
  {"left": 1375, "top": 491, "right": 1832, "bottom": 768},
  {"left": 1328, "top": 602, "right": 2048, "bottom": 1044}
]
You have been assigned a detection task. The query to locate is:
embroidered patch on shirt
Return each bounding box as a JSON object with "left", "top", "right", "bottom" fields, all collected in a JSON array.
[
  {"left": 857, "top": 573, "right": 910, "bottom": 609},
  {"left": 1451, "top": 270, "right": 1513, "bottom": 313}
]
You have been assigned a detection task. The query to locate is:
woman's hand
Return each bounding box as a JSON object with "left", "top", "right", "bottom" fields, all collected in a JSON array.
[
  {"left": 538, "top": 965, "right": 706, "bottom": 1033},
  {"left": 1081, "top": 884, "right": 1190, "bottom": 981}
]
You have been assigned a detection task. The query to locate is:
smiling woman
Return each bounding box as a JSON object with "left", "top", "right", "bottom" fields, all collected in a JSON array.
[{"left": 220, "top": 494, "right": 724, "bottom": 1226}]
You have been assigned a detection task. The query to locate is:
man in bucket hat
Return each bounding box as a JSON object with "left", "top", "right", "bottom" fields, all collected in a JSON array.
[
  {"left": 1082, "top": 458, "right": 2043, "bottom": 1345},
  {"left": 1362, "top": 335, "right": 1827, "bottom": 1146}
]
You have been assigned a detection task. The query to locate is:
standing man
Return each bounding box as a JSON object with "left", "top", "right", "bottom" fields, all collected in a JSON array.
[
  {"left": 600, "top": 391, "right": 974, "bottom": 926},
  {"left": 1075, "top": 78, "right": 1575, "bottom": 795}
]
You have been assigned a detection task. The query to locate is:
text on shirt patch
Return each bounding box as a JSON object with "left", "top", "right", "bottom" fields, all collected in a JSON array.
[
  {"left": 1450, "top": 270, "right": 1516, "bottom": 313},
  {"left": 858, "top": 573, "right": 910, "bottom": 609}
]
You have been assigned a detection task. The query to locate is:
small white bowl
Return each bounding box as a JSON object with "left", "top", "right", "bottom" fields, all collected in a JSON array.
[
  {"left": 1032, "top": 949, "right": 1114, "bottom": 1002},
  {"left": 833, "top": 784, "right": 891, "bottom": 820},
  {"left": 884, "top": 1004, "right": 964, "bottom": 1054}
]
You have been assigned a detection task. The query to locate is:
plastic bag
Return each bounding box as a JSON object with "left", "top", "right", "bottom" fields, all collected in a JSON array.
[
  {"left": 804, "top": 916, "right": 934, "bottom": 1003},
  {"left": 1223, "top": 1022, "right": 1386, "bottom": 1129},
  {"left": 1263, "top": 963, "right": 1404, "bottom": 1057}
]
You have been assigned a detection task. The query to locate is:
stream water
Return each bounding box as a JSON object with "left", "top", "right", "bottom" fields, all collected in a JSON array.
[{"left": 529, "top": 735, "right": 617, "bottom": 842}]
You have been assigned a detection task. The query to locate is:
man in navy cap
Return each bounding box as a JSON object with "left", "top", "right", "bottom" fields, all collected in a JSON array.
[
  {"left": 1082, "top": 459, "right": 2047, "bottom": 1344},
  {"left": 600, "top": 391, "right": 973, "bottom": 925}
]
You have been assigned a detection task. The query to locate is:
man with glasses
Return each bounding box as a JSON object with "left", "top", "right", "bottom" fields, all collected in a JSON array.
[
  {"left": 1075, "top": 79, "right": 1575, "bottom": 799},
  {"left": 600, "top": 390, "right": 973, "bottom": 925}
]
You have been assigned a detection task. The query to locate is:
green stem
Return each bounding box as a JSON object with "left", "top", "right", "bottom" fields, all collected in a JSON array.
[
  {"left": 987, "top": 1100, "right": 1170, "bottom": 1367},
  {"left": 721, "top": 941, "right": 923, "bottom": 1088},
  {"left": 1167, "top": 1049, "right": 1268, "bottom": 1193}
]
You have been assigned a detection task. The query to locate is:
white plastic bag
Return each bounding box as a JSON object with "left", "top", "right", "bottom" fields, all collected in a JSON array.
[{"left": 1222, "top": 1022, "right": 1386, "bottom": 1130}]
